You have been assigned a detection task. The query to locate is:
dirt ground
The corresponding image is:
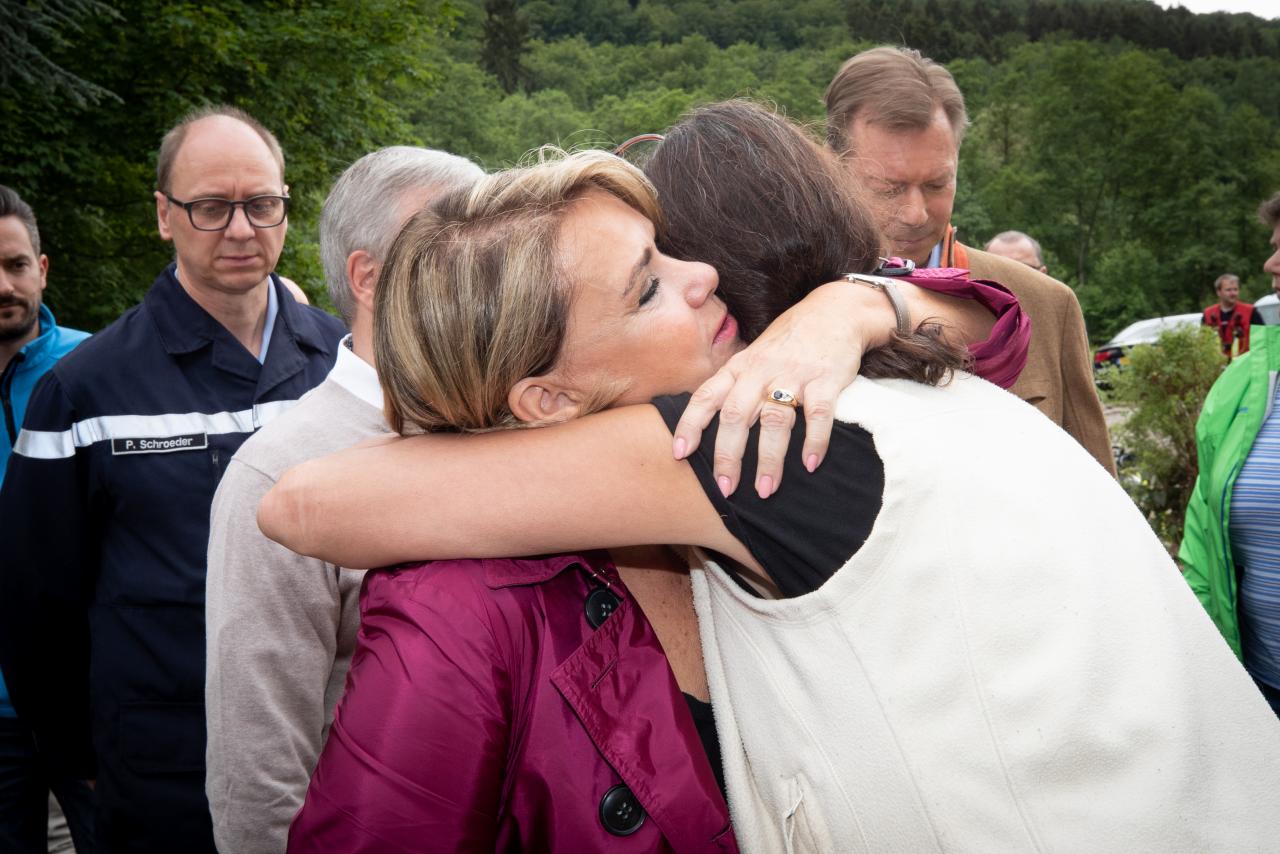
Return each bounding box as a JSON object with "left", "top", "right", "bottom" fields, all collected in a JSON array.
[{"left": 1104, "top": 402, "right": 1132, "bottom": 431}]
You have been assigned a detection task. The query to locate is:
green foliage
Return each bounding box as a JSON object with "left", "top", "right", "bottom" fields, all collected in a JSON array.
[
  {"left": 956, "top": 40, "right": 1280, "bottom": 341},
  {"left": 1106, "top": 325, "right": 1226, "bottom": 550},
  {"left": 1076, "top": 242, "right": 1161, "bottom": 333},
  {"left": 7, "top": 0, "right": 1280, "bottom": 342},
  {"left": 522, "top": 0, "right": 848, "bottom": 49},
  {"left": 0, "top": 0, "right": 122, "bottom": 107},
  {"left": 844, "top": 0, "right": 1280, "bottom": 63},
  {"left": 2, "top": 0, "right": 457, "bottom": 329},
  {"left": 482, "top": 0, "right": 531, "bottom": 93}
]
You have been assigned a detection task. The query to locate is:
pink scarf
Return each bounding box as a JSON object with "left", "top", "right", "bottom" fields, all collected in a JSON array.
[{"left": 897, "top": 265, "right": 1031, "bottom": 390}]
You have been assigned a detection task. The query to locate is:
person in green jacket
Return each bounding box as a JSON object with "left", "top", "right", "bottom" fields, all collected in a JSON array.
[{"left": 1180, "top": 191, "right": 1280, "bottom": 716}]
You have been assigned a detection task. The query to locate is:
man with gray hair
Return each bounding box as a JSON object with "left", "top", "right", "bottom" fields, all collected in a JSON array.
[
  {"left": 204, "top": 146, "right": 482, "bottom": 854},
  {"left": 825, "top": 46, "right": 1114, "bottom": 475},
  {"left": 985, "top": 230, "right": 1048, "bottom": 274}
]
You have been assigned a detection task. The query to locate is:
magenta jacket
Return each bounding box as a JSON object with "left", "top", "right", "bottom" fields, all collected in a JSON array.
[{"left": 288, "top": 551, "right": 736, "bottom": 853}]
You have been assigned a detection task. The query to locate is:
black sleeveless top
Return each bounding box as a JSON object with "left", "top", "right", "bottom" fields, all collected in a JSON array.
[
  {"left": 682, "top": 693, "right": 725, "bottom": 801},
  {"left": 652, "top": 393, "right": 884, "bottom": 597}
]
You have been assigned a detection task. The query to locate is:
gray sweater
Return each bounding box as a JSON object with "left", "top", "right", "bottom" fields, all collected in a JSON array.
[{"left": 205, "top": 343, "right": 389, "bottom": 854}]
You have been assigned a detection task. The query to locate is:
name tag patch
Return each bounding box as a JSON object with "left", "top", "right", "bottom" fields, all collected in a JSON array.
[{"left": 111, "top": 433, "right": 208, "bottom": 455}]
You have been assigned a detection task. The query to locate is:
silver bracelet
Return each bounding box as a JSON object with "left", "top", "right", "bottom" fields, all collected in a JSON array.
[{"left": 842, "top": 272, "right": 912, "bottom": 337}]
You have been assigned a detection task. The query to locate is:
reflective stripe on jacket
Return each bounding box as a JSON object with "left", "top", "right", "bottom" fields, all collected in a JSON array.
[
  {"left": 0, "top": 264, "right": 345, "bottom": 851},
  {"left": 0, "top": 304, "right": 89, "bottom": 481}
]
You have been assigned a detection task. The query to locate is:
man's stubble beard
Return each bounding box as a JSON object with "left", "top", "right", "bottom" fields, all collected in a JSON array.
[{"left": 0, "top": 299, "right": 39, "bottom": 343}]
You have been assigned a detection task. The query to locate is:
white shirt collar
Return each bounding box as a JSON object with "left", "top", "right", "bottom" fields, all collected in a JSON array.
[{"left": 327, "top": 335, "right": 383, "bottom": 410}]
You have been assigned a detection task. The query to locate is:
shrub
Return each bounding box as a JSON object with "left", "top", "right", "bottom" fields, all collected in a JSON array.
[{"left": 1104, "top": 325, "right": 1226, "bottom": 551}]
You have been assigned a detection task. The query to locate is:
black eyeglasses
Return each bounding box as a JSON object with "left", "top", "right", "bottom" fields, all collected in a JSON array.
[{"left": 164, "top": 194, "right": 290, "bottom": 231}]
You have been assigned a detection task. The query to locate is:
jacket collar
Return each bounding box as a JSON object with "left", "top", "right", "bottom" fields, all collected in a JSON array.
[
  {"left": 551, "top": 590, "right": 734, "bottom": 849},
  {"left": 938, "top": 224, "right": 970, "bottom": 268},
  {"left": 145, "top": 263, "right": 332, "bottom": 389},
  {"left": 484, "top": 551, "right": 614, "bottom": 589},
  {"left": 18, "top": 304, "right": 59, "bottom": 363}
]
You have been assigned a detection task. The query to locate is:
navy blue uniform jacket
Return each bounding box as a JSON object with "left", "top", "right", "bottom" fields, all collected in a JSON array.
[{"left": 0, "top": 266, "right": 345, "bottom": 852}]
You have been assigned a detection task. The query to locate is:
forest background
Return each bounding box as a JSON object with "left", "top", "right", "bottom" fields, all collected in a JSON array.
[{"left": 3, "top": 0, "right": 1279, "bottom": 343}]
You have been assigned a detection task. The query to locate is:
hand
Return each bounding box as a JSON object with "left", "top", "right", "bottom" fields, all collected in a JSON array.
[{"left": 672, "top": 280, "right": 899, "bottom": 498}]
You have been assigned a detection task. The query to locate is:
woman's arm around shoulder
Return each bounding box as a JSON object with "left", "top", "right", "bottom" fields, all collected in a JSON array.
[{"left": 260, "top": 405, "right": 756, "bottom": 573}]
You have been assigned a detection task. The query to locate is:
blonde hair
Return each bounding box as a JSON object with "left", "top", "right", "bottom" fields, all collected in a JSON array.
[
  {"left": 375, "top": 148, "right": 664, "bottom": 435},
  {"left": 824, "top": 46, "right": 969, "bottom": 155}
]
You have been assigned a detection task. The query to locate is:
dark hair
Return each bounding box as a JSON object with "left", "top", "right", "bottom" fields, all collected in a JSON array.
[
  {"left": 1259, "top": 191, "right": 1280, "bottom": 229},
  {"left": 0, "top": 185, "right": 40, "bottom": 255},
  {"left": 644, "top": 100, "right": 969, "bottom": 385}
]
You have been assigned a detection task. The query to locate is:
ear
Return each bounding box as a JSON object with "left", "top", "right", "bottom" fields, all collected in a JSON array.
[
  {"left": 37, "top": 254, "right": 48, "bottom": 293},
  {"left": 346, "top": 249, "right": 379, "bottom": 315},
  {"left": 508, "top": 375, "right": 585, "bottom": 425},
  {"left": 155, "top": 191, "right": 173, "bottom": 241}
]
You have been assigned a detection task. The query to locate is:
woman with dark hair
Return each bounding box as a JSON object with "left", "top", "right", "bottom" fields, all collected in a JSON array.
[
  {"left": 274, "top": 104, "right": 1280, "bottom": 851},
  {"left": 645, "top": 101, "right": 1025, "bottom": 496}
]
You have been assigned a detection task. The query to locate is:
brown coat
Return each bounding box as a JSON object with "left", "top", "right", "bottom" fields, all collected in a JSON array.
[{"left": 960, "top": 244, "right": 1116, "bottom": 476}]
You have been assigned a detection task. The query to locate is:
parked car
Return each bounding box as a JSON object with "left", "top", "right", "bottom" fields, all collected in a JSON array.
[
  {"left": 1256, "top": 292, "right": 1279, "bottom": 325},
  {"left": 1093, "top": 312, "right": 1203, "bottom": 373}
]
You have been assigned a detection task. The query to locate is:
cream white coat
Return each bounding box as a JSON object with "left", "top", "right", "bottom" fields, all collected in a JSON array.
[{"left": 693, "top": 374, "right": 1280, "bottom": 854}]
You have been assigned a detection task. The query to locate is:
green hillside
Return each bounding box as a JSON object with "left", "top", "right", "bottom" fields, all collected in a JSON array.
[{"left": 4, "top": 0, "right": 1278, "bottom": 339}]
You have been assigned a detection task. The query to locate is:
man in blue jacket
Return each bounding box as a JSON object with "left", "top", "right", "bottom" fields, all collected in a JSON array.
[
  {"left": 0, "top": 106, "right": 345, "bottom": 853},
  {"left": 0, "top": 186, "right": 89, "bottom": 480},
  {"left": 0, "top": 185, "right": 92, "bottom": 853}
]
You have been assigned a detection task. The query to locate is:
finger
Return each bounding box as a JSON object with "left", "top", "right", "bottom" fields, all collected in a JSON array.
[
  {"left": 673, "top": 369, "right": 737, "bottom": 459},
  {"left": 710, "top": 393, "right": 757, "bottom": 497},
  {"left": 797, "top": 379, "right": 840, "bottom": 473},
  {"left": 710, "top": 364, "right": 779, "bottom": 487},
  {"left": 754, "top": 400, "right": 797, "bottom": 499}
]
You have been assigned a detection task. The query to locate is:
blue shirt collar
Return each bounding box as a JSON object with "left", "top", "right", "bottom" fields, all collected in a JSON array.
[
  {"left": 257, "top": 275, "right": 278, "bottom": 364},
  {"left": 926, "top": 241, "right": 943, "bottom": 269},
  {"left": 152, "top": 263, "right": 326, "bottom": 358},
  {"left": 171, "top": 264, "right": 277, "bottom": 363},
  {"left": 18, "top": 304, "right": 58, "bottom": 361}
]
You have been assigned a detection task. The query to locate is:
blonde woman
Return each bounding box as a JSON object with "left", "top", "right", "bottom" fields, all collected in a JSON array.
[{"left": 277, "top": 108, "right": 1280, "bottom": 852}]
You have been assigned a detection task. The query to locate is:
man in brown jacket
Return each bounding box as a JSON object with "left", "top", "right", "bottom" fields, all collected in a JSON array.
[{"left": 825, "top": 46, "right": 1115, "bottom": 475}]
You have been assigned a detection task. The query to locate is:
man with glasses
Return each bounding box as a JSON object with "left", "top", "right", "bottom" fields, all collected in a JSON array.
[{"left": 0, "top": 105, "right": 344, "bottom": 853}]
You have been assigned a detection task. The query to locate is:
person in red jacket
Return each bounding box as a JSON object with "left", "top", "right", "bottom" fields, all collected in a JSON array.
[{"left": 1203, "top": 273, "right": 1263, "bottom": 358}]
